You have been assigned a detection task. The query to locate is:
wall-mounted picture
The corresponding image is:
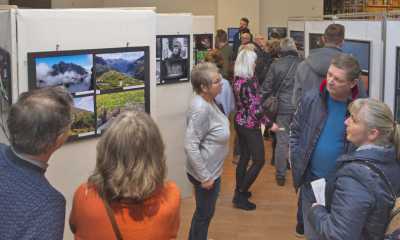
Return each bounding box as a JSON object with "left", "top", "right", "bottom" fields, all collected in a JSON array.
[
  {"left": 290, "top": 31, "right": 305, "bottom": 52},
  {"left": 395, "top": 47, "right": 400, "bottom": 122},
  {"left": 268, "top": 27, "right": 287, "bottom": 40},
  {"left": 0, "top": 47, "right": 11, "bottom": 106},
  {"left": 194, "top": 34, "right": 213, "bottom": 65},
  {"left": 227, "top": 28, "right": 239, "bottom": 43},
  {"left": 156, "top": 61, "right": 161, "bottom": 84},
  {"left": 157, "top": 35, "right": 190, "bottom": 84},
  {"left": 94, "top": 51, "right": 145, "bottom": 92},
  {"left": 309, "top": 33, "right": 324, "bottom": 50},
  {"left": 70, "top": 95, "right": 96, "bottom": 138},
  {"left": 96, "top": 89, "right": 145, "bottom": 133},
  {"left": 341, "top": 39, "right": 370, "bottom": 95},
  {"left": 28, "top": 46, "right": 150, "bottom": 142},
  {"left": 31, "top": 53, "right": 93, "bottom": 95}
]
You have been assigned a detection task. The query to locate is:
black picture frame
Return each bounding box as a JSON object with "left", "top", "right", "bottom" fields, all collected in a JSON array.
[
  {"left": 309, "top": 33, "right": 324, "bottom": 50},
  {"left": 227, "top": 27, "right": 239, "bottom": 43},
  {"left": 0, "top": 47, "right": 12, "bottom": 107},
  {"left": 268, "top": 27, "right": 287, "bottom": 40},
  {"left": 193, "top": 33, "right": 213, "bottom": 65},
  {"left": 156, "top": 34, "right": 190, "bottom": 85},
  {"left": 27, "top": 46, "right": 150, "bottom": 142},
  {"left": 290, "top": 31, "right": 304, "bottom": 52},
  {"left": 395, "top": 47, "right": 400, "bottom": 122}
]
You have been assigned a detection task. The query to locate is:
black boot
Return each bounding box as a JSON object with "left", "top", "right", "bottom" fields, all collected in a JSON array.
[{"left": 233, "top": 190, "right": 256, "bottom": 211}]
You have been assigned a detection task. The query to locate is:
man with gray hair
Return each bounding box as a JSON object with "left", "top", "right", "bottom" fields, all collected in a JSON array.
[
  {"left": 0, "top": 86, "right": 73, "bottom": 240},
  {"left": 289, "top": 53, "right": 364, "bottom": 240},
  {"left": 261, "top": 37, "right": 302, "bottom": 186}
]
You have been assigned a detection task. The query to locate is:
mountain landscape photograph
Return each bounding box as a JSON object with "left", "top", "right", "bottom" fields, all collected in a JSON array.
[
  {"left": 94, "top": 51, "right": 146, "bottom": 91},
  {"left": 96, "top": 90, "right": 145, "bottom": 132},
  {"left": 35, "top": 54, "right": 93, "bottom": 94},
  {"left": 70, "top": 96, "right": 96, "bottom": 137}
]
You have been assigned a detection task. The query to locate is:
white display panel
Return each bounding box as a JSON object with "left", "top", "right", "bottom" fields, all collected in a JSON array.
[
  {"left": 155, "top": 13, "right": 193, "bottom": 198},
  {"left": 15, "top": 9, "right": 157, "bottom": 240},
  {"left": 305, "top": 20, "right": 383, "bottom": 100},
  {"left": 384, "top": 20, "right": 400, "bottom": 117}
]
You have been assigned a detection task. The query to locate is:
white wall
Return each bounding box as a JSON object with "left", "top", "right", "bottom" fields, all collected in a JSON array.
[
  {"left": 15, "top": 9, "right": 157, "bottom": 240},
  {"left": 383, "top": 20, "right": 400, "bottom": 112},
  {"left": 193, "top": 15, "right": 214, "bottom": 34},
  {"left": 217, "top": 0, "right": 260, "bottom": 34},
  {"left": 155, "top": 13, "right": 193, "bottom": 199}
]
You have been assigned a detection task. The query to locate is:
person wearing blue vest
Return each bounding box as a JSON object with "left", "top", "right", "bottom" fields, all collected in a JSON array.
[
  {"left": 0, "top": 86, "right": 73, "bottom": 240},
  {"left": 290, "top": 53, "right": 364, "bottom": 240}
]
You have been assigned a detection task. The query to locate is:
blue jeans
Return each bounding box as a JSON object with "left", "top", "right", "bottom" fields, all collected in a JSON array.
[{"left": 188, "top": 174, "right": 221, "bottom": 240}]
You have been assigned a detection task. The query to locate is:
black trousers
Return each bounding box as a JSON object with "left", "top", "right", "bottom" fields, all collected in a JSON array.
[{"left": 234, "top": 123, "right": 265, "bottom": 192}]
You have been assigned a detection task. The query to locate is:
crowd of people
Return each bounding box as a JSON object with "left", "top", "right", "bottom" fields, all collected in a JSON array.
[{"left": 0, "top": 17, "right": 399, "bottom": 240}]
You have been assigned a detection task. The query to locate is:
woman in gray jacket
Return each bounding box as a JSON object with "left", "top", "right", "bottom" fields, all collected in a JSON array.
[{"left": 184, "top": 62, "right": 230, "bottom": 240}]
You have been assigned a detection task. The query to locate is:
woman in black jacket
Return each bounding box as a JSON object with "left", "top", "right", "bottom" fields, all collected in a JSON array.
[{"left": 308, "top": 98, "right": 400, "bottom": 240}]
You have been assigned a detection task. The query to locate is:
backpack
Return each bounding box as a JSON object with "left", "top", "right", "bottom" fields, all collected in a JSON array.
[{"left": 349, "top": 160, "right": 400, "bottom": 239}]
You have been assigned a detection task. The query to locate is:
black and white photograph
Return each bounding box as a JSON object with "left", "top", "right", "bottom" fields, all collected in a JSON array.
[
  {"left": 94, "top": 50, "right": 146, "bottom": 92},
  {"left": 156, "top": 60, "right": 161, "bottom": 84},
  {"left": 309, "top": 33, "right": 324, "bottom": 50},
  {"left": 268, "top": 27, "right": 287, "bottom": 40},
  {"left": 0, "top": 47, "right": 11, "bottom": 106},
  {"left": 290, "top": 31, "right": 304, "bottom": 52},
  {"left": 31, "top": 53, "right": 93, "bottom": 95},
  {"left": 158, "top": 35, "right": 190, "bottom": 84}
]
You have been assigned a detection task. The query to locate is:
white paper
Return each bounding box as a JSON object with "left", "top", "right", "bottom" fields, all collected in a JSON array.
[{"left": 311, "top": 178, "right": 326, "bottom": 206}]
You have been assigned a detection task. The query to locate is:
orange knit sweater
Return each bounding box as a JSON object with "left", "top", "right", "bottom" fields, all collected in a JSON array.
[{"left": 69, "top": 181, "right": 181, "bottom": 240}]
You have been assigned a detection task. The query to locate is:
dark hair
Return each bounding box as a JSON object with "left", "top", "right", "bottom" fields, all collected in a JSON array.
[
  {"left": 205, "top": 49, "right": 224, "bottom": 70},
  {"left": 7, "top": 86, "right": 73, "bottom": 155},
  {"left": 331, "top": 53, "right": 361, "bottom": 81},
  {"left": 324, "top": 24, "right": 345, "bottom": 45},
  {"left": 241, "top": 17, "right": 249, "bottom": 25},
  {"left": 89, "top": 111, "right": 166, "bottom": 202},
  {"left": 215, "top": 29, "right": 228, "bottom": 46}
]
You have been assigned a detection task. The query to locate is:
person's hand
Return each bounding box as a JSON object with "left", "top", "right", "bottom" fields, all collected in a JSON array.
[
  {"left": 311, "top": 202, "right": 323, "bottom": 208},
  {"left": 269, "top": 123, "right": 280, "bottom": 132},
  {"left": 201, "top": 179, "right": 215, "bottom": 190}
]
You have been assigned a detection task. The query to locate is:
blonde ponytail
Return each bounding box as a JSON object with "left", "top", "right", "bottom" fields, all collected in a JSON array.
[{"left": 393, "top": 123, "right": 400, "bottom": 160}]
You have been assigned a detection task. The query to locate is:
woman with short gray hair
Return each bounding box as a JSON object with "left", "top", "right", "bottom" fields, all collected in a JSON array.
[
  {"left": 261, "top": 37, "right": 302, "bottom": 186},
  {"left": 185, "top": 62, "right": 230, "bottom": 240}
]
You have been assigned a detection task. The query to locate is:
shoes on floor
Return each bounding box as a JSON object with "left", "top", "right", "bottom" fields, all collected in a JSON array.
[
  {"left": 233, "top": 190, "right": 256, "bottom": 211},
  {"left": 276, "top": 176, "right": 286, "bottom": 186},
  {"left": 295, "top": 222, "right": 305, "bottom": 238}
]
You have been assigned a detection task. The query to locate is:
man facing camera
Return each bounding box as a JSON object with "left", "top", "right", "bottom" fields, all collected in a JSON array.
[
  {"left": 290, "top": 54, "right": 363, "bottom": 240},
  {"left": 0, "top": 87, "right": 73, "bottom": 240}
]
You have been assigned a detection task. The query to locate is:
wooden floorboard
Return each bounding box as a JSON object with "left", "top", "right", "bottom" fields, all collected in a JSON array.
[{"left": 177, "top": 135, "right": 301, "bottom": 240}]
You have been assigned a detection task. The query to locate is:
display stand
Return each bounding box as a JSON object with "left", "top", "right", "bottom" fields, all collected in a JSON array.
[
  {"left": 155, "top": 13, "right": 193, "bottom": 198},
  {"left": 192, "top": 15, "right": 215, "bottom": 65},
  {"left": 14, "top": 8, "right": 157, "bottom": 240}
]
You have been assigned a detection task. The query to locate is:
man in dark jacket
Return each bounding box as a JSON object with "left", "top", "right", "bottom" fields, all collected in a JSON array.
[
  {"left": 292, "top": 23, "right": 345, "bottom": 105},
  {"left": 289, "top": 54, "right": 363, "bottom": 240},
  {"left": 0, "top": 87, "right": 73, "bottom": 240},
  {"left": 261, "top": 38, "right": 301, "bottom": 186},
  {"left": 232, "top": 17, "right": 252, "bottom": 60}
]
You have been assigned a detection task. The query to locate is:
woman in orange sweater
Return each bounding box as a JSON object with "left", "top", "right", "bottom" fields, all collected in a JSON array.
[{"left": 69, "top": 111, "right": 181, "bottom": 240}]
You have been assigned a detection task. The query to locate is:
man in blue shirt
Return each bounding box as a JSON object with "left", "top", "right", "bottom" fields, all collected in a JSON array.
[
  {"left": 290, "top": 54, "right": 364, "bottom": 240},
  {"left": 0, "top": 86, "right": 73, "bottom": 240}
]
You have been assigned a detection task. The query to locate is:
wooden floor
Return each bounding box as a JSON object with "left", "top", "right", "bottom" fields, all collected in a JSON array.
[{"left": 177, "top": 136, "right": 301, "bottom": 240}]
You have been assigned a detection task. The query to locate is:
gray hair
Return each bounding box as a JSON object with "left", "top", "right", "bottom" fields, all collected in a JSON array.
[
  {"left": 331, "top": 53, "right": 361, "bottom": 81},
  {"left": 234, "top": 46, "right": 257, "bottom": 79},
  {"left": 191, "top": 62, "right": 219, "bottom": 94},
  {"left": 7, "top": 86, "right": 73, "bottom": 155},
  {"left": 280, "top": 38, "right": 297, "bottom": 52},
  {"left": 349, "top": 98, "right": 400, "bottom": 160}
]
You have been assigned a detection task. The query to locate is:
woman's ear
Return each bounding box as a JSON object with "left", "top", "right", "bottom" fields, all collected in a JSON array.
[
  {"left": 200, "top": 84, "right": 209, "bottom": 93},
  {"left": 367, "top": 128, "right": 380, "bottom": 143}
]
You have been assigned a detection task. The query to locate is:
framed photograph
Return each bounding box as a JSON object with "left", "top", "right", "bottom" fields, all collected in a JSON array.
[
  {"left": 309, "top": 33, "right": 324, "bottom": 50},
  {"left": 94, "top": 50, "right": 146, "bottom": 93},
  {"left": 0, "top": 47, "right": 12, "bottom": 106},
  {"left": 341, "top": 39, "right": 371, "bottom": 96},
  {"left": 194, "top": 34, "right": 213, "bottom": 65},
  {"left": 96, "top": 89, "right": 145, "bottom": 133},
  {"left": 27, "top": 46, "right": 150, "bottom": 141},
  {"left": 268, "top": 27, "right": 287, "bottom": 40},
  {"left": 227, "top": 27, "right": 239, "bottom": 43},
  {"left": 156, "top": 35, "right": 190, "bottom": 85},
  {"left": 290, "top": 31, "right": 305, "bottom": 52},
  {"left": 395, "top": 47, "right": 400, "bottom": 122}
]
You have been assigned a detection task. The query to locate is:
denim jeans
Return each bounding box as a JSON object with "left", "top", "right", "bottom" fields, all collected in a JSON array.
[
  {"left": 188, "top": 174, "right": 221, "bottom": 240},
  {"left": 274, "top": 113, "right": 292, "bottom": 178}
]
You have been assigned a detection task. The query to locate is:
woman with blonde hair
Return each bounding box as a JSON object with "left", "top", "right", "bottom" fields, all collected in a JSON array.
[
  {"left": 232, "top": 45, "right": 278, "bottom": 211},
  {"left": 70, "top": 111, "right": 180, "bottom": 240},
  {"left": 308, "top": 98, "right": 400, "bottom": 240}
]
